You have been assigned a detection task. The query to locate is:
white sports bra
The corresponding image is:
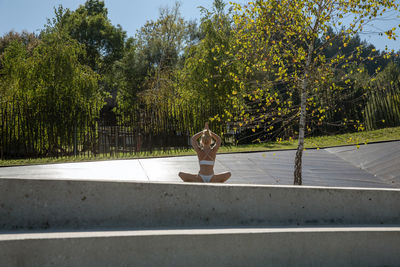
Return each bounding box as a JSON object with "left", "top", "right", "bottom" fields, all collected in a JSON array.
[{"left": 199, "top": 160, "right": 215, "bottom": 166}]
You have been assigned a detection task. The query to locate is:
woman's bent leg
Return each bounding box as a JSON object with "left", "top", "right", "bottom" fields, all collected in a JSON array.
[
  {"left": 210, "top": 172, "right": 231, "bottom": 183},
  {"left": 179, "top": 172, "right": 203, "bottom": 182}
]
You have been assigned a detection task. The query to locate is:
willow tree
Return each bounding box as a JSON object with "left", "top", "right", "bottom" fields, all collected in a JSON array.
[
  {"left": 0, "top": 30, "right": 103, "bottom": 156},
  {"left": 228, "top": 0, "right": 398, "bottom": 185}
]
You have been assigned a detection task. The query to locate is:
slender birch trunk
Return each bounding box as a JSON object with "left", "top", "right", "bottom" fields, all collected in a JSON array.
[
  {"left": 294, "top": 43, "right": 313, "bottom": 185},
  {"left": 293, "top": 82, "right": 307, "bottom": 185}
]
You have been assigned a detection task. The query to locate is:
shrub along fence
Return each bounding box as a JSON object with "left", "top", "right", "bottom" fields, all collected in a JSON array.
[
  {"left": 364, "top": 82, "right": 400, "bottom": 130},
  {"left": 0, "top": 99, "right": 98, "bottom": 159}
]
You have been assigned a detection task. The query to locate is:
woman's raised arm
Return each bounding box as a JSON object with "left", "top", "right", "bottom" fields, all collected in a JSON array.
[
  {"left": 210, "top": 131, "right": 221, "bottom": 150},
  {"left": 191, "top": 131, "right": 203, "bottom": 152}
]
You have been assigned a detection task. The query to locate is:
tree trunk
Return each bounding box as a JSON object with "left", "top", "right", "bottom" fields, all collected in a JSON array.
[
  {"left": 294, "top": 86, "right": 307, "bottom": 185},
  {"left": 294, "top": 43, "right": 313, "bottom": 185}
]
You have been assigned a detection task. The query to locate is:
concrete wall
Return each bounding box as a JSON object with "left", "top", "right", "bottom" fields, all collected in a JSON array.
[
  {"left": 1, "top": 227, "right": 400, "bottom": 267},
  {"left": 1, "top": 178, "right": 400, "bottom": 230}
]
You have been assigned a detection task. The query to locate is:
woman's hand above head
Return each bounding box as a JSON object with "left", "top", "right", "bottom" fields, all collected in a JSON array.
[{"left": 204, "top": 122, "right": 209, "bottom": 130}]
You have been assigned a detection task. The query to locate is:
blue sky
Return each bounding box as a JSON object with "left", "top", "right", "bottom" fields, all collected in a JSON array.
[
  {"left": 0, "top": 0, "right": 214, "bottom": 36},
  {"left": 0, "top": 0, "right": 399, "bottom": 51}
]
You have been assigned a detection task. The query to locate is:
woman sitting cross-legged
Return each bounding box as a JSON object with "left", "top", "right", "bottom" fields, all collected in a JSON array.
[{"left": 179, "top": 122, "right": 231, "bottom": 183}]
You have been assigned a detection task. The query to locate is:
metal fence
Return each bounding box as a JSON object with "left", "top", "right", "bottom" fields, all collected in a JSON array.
[{"left": 0, "top": 99, "right": 232, "bottom": 159}]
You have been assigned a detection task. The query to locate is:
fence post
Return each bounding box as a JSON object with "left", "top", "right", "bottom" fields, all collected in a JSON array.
[{"left": 74, "top": 122, "right": 77, "bottom": 157}]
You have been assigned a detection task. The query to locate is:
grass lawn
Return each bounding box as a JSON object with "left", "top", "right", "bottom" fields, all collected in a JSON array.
[{"left": 1, "top": 126, "right": 399, "bottom": 167}]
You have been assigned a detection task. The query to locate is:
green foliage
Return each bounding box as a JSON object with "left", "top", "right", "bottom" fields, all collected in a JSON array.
[
  {"left": 175, "top": 0, "right": 238, "bottom": 135},
  {"left": 0, "top": 31, "right": 39, "bottom": 64},
  {"left": 112, "top": 41, "right": 149, "bottom": 114},
  {"left": 114, "top": 2, "right": 201, "bottom": 134},
  {"left": 0, "top": 29, "right": 104, "bottom": 155},
  {"left": 223, "top": 0, "right": 399, "bottom": 184},
  {"left": 135, "top": 2, "right": 192, "bottom": 70},
  {"left": 50, "top": 0, "right": 126, "bottom": 73},
  {"left": 364, "top": 62, "right": 400, "bottom": 130},
  {"left": 226, "top": 0, "right": 398, "bottom": 137}
]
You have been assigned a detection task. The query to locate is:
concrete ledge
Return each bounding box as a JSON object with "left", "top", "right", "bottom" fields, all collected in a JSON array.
[
  {"left": 1, "top": 226, "right": 400, "bottom": 267},
  {"left": 1, "top": 178, "right": 400, "bottom": 230}
]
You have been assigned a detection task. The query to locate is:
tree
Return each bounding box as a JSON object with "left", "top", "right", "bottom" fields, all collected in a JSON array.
[
  {"left": 0, "top": 31, "right": 38, "bottom": 58},
  {"left": 115, "top": 2, "right": 197, "bottom": 118},
  {"left": 135, "top": 2, "right": 190, "bottom": 70},
  {"left": 0, "top": 31, "right": 39, "bottom": 76},
  {"left": 176, "top": 0, "right": 238, "bottom": 135},
  {"left": 40, "top": 0, "right": 126, "bottom": 116},
  {"left": 51, "top": 0, "right": 126, "bottom": 74},
  {"left": 226, "top": 0, "right": 399, "bottom": 184},
  {"left": 0, "top": 29, "right": 104, "bottom": 155},
  {"left": 112, "top": 39, "right": 149, "bottom": 116}
]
